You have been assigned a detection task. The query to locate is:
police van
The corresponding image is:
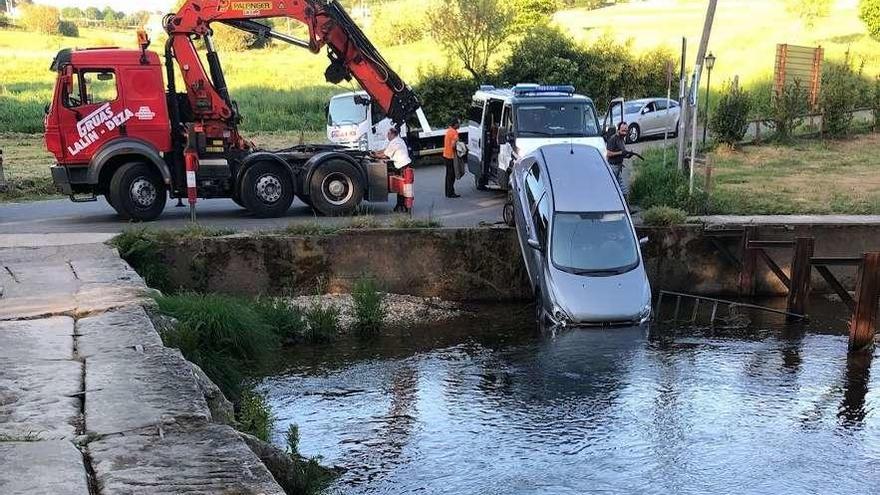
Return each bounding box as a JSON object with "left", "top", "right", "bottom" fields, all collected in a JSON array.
[{"left": 466, "top": 84, "right": 606, "bottom": 190}]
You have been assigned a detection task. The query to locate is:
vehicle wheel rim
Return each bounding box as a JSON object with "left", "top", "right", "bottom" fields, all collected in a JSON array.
[
  {"left": 255, "top": 174, "right": 283, "bottom": 204},
  {"left": 130, "top": 177, "right": 157, "bottom": 208},
  {"left": 321, "top": 172, "right": 353, "bottom": 206},
  {"left": 629, "top": 127, "right": 638, "bottom": 142}
]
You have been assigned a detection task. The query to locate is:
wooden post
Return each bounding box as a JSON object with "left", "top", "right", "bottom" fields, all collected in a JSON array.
[
  {"left": 786, "top": 237, "right": 814, "bottom": 318},
  {"left": 849, "top": 252, "right": 880, "bottom": 352},
  {"left": 704, "top": 155, "right": 713, "bottom": 194},
  {"left": 739, "top": 226, "right": 757, "bottom": 296}
]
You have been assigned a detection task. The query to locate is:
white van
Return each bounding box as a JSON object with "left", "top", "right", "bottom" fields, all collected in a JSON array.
[
  {"left": 466, "top": 84, "right": 606, "bottom": 190},
  {"left": 326, "top": 91, "right": 455, "bottom": 159}
]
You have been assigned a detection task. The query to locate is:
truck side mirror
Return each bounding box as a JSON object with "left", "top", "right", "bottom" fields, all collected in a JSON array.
[{"left": 527, "top": 238, "right": 542, "bottom": 250}]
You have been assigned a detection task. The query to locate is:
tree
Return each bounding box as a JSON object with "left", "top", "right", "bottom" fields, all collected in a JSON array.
[
  {"left": 785, "top": 0, "right": 831, "bottom": 29},
  {"left": 102, "top": 6, "right": 118, "bottom": 22},
  {"left": 710, "top": 81, "right": 752, "bottom": 147},
  {"left": 510, "top": 0, "right": 560, "bottom": 34},
  {"left": 20, "top": 4, "right": 60, "bottom": 34},
  {"left": 84, "top": 6, "right": 101, "bottom": 20},
  {"left": 427, "top": 0, "right": 514, "bottom": 80},
  {"left": 60, "top": 6, "right": 81, "bottom": 19},
  {"left": 860, "top": 0, "right": 880, "bottom": 41}
]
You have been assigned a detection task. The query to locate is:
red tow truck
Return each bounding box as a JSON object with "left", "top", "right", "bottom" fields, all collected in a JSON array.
[{"left": 44, "top": 0, "right": 421, "bottom": 221}]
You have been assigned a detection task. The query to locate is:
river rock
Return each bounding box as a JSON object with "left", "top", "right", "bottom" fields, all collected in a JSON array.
[
  {"left": 0, "top": 440, "right": 90, "bottom": 494},
  {"left": 89, "top": 423, "right": 285, "bottom": 495},
  {"left": 190, "top": 362, "right": 235, "bottom": 425}
]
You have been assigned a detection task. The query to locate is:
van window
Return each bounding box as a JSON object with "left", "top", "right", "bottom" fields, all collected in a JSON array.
[
  {"left": 515, "top": 102, "right": 600, "bottom": 138},
  {"left": 551, "top": 211, "right": 639, "bottom": 275},
  {"left": 328, "top": 96, "right": 368, "bottom": 125},
  {"left": 468, "top": 100, "right": 484, "bottom": 125}
]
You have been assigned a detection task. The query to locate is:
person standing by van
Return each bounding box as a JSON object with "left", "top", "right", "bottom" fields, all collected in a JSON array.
[
  {"left": 374, "top": 127, "right": 413, "bottom": 212},
  {"left": 606, "top": 121, "right": 629, "bottom": 196},
  {"left": 443, "top": 119, "right": 461, "bottom": 198}
]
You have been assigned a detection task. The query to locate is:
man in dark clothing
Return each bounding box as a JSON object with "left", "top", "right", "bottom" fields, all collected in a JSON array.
[{"left": 605, "top": 121, "right": 629, "bottom": 195}]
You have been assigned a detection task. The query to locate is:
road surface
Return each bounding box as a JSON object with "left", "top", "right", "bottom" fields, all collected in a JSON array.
[{"left": 0, "top": 138, "right": 663, "bottom": 235}]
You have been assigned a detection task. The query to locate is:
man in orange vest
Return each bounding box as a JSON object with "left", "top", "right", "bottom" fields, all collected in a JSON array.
[{"left": 443, "top": 118, "right": 461, "bottom": 198}]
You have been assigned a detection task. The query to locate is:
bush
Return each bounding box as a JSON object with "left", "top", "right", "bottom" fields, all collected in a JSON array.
[
  {"left": 860, "top": 0, "right": 880, "bottom": 41},
  {"left": 155, "top": 293, "right": 280, "bottom": 397},
  {"left": 111, "top": 229, "right": 171, "bottom": 292},
  {"left": 303, "top": 299, "right": 339, "bottom": 343},
  {"left": 58, "top": 20, "right": 78, "bottom": 37},
  {"left": 280, "top": 424, "right": 336, "bottom": 495},
  {"left": 820, "top": 59, "right": 863, "bottom": 137},
  {"left": 0, "top": 13, "right": 10, "bottom": 28},
  {"left": 211, "top": 23, "right": 270, "bottom": 51},
  {"left": 237, "top": 389, "right": 274, "bottom": 442},
  {"left": 20, "top": 4, "right": 61, "bottom": 34},
  {"left": 711, "top": 81, "right": 752, "bottom": 147},
  {"left": 629, "top": 150, "right": 710, "bottom": 214},
  {"left": 641, "top": 206, "right": 688, "bottom": 226},
  {"left": 768, "top": 79, "right": 809, "bottom": 141},
  {"left": 253, "top": 297, "right": 307, "bottom": 341},
  {"left": 352, "top": 276, "right": 386, "bottom": 337},
  {"left": 872, "top": 76, "right": 880, "bottom": 130},
  {"left": 415, "top": 66, "right": 476, "bottom": 129}
]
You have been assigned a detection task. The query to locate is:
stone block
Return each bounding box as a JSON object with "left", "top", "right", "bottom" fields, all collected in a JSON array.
[
  {"left": 0, "top": 440, "right": 89, "bottom": 495},
  {"left": 0, "top": 316, "right": 74, "bottom": 360},
  {"left": 75, "top": 306, "right": 163, "bottom": 358},
  {"left": 0, "top": 358, "right": 82, "bottom": 441}
]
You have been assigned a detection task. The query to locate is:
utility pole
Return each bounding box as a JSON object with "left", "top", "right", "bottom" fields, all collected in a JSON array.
[
  {"left": 676, "top": 37, "right": 687, "bottom": 171},
  {"left": 687, "top": 0, "right": 718, "bottom": 194}
]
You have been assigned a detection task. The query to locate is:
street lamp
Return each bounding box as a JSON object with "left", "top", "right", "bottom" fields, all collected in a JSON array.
[{"left": 702, "top": 52, "right": 716, "bottom": 146}]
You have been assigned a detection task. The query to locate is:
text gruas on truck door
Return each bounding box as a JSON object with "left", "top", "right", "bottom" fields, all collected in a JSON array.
[{"left": 67, "top": 104, "right": 152, "bottom": 156}]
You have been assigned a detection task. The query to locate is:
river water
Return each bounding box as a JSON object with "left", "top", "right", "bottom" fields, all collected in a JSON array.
[{"left": 259, "top": 303, "right": 880, "bottom": 494}]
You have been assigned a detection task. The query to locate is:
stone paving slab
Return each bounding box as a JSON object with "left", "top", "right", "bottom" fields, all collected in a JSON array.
[
  {"left": 0, "top": 316, "right": 74, "bottom": 360},
  {"left": 0, "top": 243, "right": 151, "bottom": 320},
  {"left": 0, "top": 440, "right": 90, "bottom": 495},
  {"left": 85, "top": 346, "right": 210, "bottom": 436},
  {"left": 0, "top": 357, "right": 82, "bottom": 441},
  {"left": 76, "top": 306, "right": 164, "bottom": 358},
  {"left": 89, "top": 423, "right": 285, "bottom": 495}
]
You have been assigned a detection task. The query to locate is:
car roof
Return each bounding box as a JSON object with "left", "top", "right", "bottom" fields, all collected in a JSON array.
[{"left": 535, "top": 144, "right": 624, "bottom": 212}]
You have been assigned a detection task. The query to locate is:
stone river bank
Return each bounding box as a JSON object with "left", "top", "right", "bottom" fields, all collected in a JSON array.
[{"left": 0, "top": 241, "right": 286, "bottom": 494}]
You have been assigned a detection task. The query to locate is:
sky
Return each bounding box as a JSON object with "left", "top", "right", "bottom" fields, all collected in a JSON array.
[{"left": 34, "top": 0, "right": 175, "bottom": 13}]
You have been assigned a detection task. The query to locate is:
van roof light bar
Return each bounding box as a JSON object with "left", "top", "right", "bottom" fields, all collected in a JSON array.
[
  {"left": 512, "top": 84, "right": 576, "bottom": 96},
  {"left": 479, "top": 84, "right": 496, "bottom": 91}
]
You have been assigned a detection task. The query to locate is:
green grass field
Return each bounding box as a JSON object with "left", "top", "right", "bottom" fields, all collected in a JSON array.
[{"left": 555, "top": 0, "right": 880, "bottom": 87}]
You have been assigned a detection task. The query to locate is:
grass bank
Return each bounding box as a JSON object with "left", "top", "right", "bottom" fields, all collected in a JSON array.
[{"left": 629, "top": 132, "right": 880, "bottom": 215}]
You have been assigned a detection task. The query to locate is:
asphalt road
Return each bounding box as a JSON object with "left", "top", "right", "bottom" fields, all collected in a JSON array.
[{"left": 0, "top": 138, "right": 662, "bottom": 235}]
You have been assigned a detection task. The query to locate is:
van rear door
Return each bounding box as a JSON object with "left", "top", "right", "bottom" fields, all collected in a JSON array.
[{"left": 466, "top": 97, "right": 485, "bottom": 175}]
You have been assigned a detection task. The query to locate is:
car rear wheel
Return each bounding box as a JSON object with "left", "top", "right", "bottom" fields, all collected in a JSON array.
[
  {"left": 240, "top": 161, "right": 295, "bottom": 218},
  {"left": 308, "top": 159, "right": 364, "bottom": 216},
  {"left": 109, "top": 162, "right": 166, "bottom": 222},
  {"left": 627, "top": 124, "right": 641, "bottom": 144}
]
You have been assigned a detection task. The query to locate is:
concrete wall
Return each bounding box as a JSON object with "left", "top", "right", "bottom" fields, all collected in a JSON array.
[{"left": 153, "top": 224, "right": 880, "bottom": 300}]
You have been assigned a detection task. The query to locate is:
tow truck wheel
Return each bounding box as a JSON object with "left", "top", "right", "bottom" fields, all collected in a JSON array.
[
  {"left": 308, "top": 160, "right": 364, "bottom": 216},
  {"left": 109, "top": 162, "right": 167, "bottom": 222},
  {"left": 240, "top": 161, "right": 295, "bottom": 218}
]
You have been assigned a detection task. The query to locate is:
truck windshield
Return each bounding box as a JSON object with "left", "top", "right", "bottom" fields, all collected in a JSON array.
[
  {"left": 515, "top": 102, "right": 600, "bottom": 138},
  {"left": 551, "top": 211, "right": 639, "bottom": 276},
  {"left": 328, "top": 96, "right": 368, "bottom": 125}
]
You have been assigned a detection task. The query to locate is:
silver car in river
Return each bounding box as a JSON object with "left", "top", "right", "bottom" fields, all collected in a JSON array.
[{"left": 510, "top": 143, "right": 651, "bottom": 327}]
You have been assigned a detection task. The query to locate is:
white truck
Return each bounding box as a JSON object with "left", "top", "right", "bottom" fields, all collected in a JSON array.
[
  {"left": 326, "top": 91, "right": 457, "bottom": 160},
  {"left": 466, "top": 84, "right": 606, "bottom": 190}
]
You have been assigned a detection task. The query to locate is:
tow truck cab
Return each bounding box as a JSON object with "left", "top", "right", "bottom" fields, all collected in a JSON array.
[{"left": 46, "top": 47, "right": 173, "bottom": 196}]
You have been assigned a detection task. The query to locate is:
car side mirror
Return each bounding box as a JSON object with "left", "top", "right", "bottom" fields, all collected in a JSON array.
[
  {"left": 527, "top": 238, "right": 542, "bottom": 250},
  {"left": 639, "top": 237, "right": 649, "bottom": 246},
  {"left": 641, "top": 107, "right": 649, "bottom": 114}
]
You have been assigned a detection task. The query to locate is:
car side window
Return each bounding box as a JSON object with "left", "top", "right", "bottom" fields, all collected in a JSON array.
[
  {"left": 81, "top": 70, "right": 118, "bottom": 106},
  {"left": 644, "top": 103, "right": 655, "bottom": 113},
  {"left": 533, "top": 196, "right": 548, "bottom": 246},
  {"left": 655, "top": 100, "right": 668, "bottom": 111},
  {"left": 64, "top": 72, "right": 83, "bottom": 108}
]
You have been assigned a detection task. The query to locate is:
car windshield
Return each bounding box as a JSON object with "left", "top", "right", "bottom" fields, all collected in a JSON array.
[
  {"left": 328, "top": 96, "right": 368, "bottom": 125},
  {"left": 624, "top": 102, "right": 644, "bottom": 114},
  {"left": 551, "top": 211, "right": 639, "bottom": 275},
  {"left": 516, "top": 102, "right": 600, "bottom": 137}
]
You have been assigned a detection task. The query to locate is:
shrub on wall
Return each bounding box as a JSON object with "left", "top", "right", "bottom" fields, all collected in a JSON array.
[
  {"left": 58, "top": 20, "right": 79, "bottom": 37},
  {"left": 414, "top": 66, "right": 477, "bottom": 128},
  {"left": 820, "top": 58, "right": 864, "bottom": 137}
]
